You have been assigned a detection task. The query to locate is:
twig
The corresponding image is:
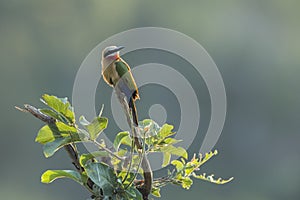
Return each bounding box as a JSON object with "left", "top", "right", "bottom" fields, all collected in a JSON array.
[
  {"left": 16, "top": 104, "right": 56, "bottom": 124},
  {"left": 16, "top": 104, "right": 96, "bottom": 194},
  {"left": 152, "top": 170, "right": 178, "bottom": 188},
  {"left": 92, "top": 139, "right": 125, "bottom": 161},
  {"left": 114, "top": 89, "right": 153, "bottom": 200}
]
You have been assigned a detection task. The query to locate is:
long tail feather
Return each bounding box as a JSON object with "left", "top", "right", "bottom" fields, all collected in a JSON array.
[{"left": 129, "top": 97, "right": 138, "bottom": 126}]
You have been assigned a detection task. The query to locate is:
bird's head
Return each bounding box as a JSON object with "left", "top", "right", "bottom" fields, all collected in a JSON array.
[{"left": 102, "top": 46, "right": 124, "bottom": 60}]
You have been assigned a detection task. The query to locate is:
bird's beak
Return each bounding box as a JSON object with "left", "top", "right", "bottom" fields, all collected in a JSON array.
[
  {"left": 110, "top": 46, "right": 125, "bottom": 54},
  {"left": 115, "top": 46, "right": 125, "bottom": 52},
  {"left": 104, "top": 46, "right": 125, "bottom": 58}
]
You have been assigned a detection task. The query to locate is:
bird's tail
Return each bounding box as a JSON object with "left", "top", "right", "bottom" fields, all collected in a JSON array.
[{"left": 128, "top": 97, "right": 138, "bottom": 126}]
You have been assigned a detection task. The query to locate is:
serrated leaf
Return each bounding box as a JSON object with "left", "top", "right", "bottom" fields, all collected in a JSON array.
[
  {"left": 79, "top": 116, "right": 108, "bottom": 140},
  {"left": 113, "top": 131, "right": 131, "bottom": 150},
  {"left": 80, "top": 151, "right": 109, "bottom": 166},
  {"left": 41, "top": 94, "right": 75, "bottom": 123},
  {"left": 162, "top": 152, "right": 171, "bottom": 167},
  {"left": 84, "top": 162, "right": 118, "bottom": 196},
  {"left": 41, "top": 170, "right": 82, "bottom": 184}
]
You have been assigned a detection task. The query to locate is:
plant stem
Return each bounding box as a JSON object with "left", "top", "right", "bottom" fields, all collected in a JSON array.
[
  {"left": 92, "top": 139, "right": 125, "bottom": 161},
  {"left": 114, "top": 89, "right": 153, "bottom": 200},
  {"left": 16, "top": 104, "right": 96, "bottom": 195}
]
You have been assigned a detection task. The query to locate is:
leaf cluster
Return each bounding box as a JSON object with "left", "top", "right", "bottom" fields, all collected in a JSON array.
[{"left": 26, "top": 94, "right": 232, "bottom": 199}]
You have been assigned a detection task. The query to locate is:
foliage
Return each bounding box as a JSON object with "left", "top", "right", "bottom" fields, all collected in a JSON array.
[{"left": 22, "top": 94, "right": 233, "bottom": 199}]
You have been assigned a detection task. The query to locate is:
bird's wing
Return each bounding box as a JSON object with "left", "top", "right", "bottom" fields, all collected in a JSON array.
[{"left": 115, "top": 60, "right": 139, "bottom": 100}]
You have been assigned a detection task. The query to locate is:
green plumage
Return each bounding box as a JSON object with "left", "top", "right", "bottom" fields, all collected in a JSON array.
[
  {"left": 115, "top": 60, "right": 130, "bottom": 76},
  {"left": 102, "top": 57, "right": 139, "bottom": 126},
  {"left": 115, "top": 60, "right": 139, "bottom": 100}
]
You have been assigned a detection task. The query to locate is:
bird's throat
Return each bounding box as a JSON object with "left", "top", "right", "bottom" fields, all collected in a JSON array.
[{"left": 107, "top": 54, "right": 119, "bottom": 60}]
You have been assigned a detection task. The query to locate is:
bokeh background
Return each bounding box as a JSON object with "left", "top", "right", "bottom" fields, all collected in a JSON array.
[{"left": 1, "top": 0, "right": 300, "bottom": 199}]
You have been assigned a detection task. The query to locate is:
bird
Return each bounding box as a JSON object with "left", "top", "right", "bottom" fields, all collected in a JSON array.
[
  {"left": 101, "top": 46, "right": 152, "bottom": 198},
  {"left": 101, "top": 46, "right": 140, "bottom": 126}
]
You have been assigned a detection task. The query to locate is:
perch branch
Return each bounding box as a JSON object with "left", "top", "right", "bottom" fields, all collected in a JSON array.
[{"left": 114, "top": 89, "right": 153, "bottom": 200}]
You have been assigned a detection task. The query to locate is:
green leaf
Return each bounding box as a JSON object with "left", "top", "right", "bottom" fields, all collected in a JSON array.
[
  {"left": 162, "top": 138, "right": 182, "bottom": 145},
  {"left": 139, "top": 119, "right": 153, "bottom": 126},
  {"left": 181, "top": 177, "right": 193, "bottom": 189},
  {"left": 35, "top": 121, "right": 88, "bottom": 158},
  {"left": 162, "top": 152, "right": 171, "bottom": 167},
  {"left": 41, "top": 170, "right": 82, "bottom": 184},
  {"left": 126, "top": 186, "right": 143, "bottom": 200},
  {"left": 79, "top": 116, "right": 108, "bottom": 140},
  {"left": 35, "top": 122, "right": 86, "bottom": 157},
  {"left": 35, "top": 122, "right": 78, "bottom": 144},
  {"left": 80, "top": 151, "right": 109, "bottom": 166},
  {"left": 36, "top": 125, "right": 57, "bottom": 144},
  {"left": 139, "top": 119, "right": 161, "bottom": 146},
  {"left": 84, "top": 162, "right": 118, "bottom": 196},
  {"left": 79, "top": 115, "right": 90, "bottom": 126},
  {"left": 117, "top": 148, "right": 127, "bottom": 157},
  {"left": 43, "top": 137, "right": 72, "bottom": 158},
  {"left": 171, "top": 160, "right": 184, "bottom": 172},
  {"left": 113, "top": 131, "right": 131, "bottom": 150},
  {"left": 125, "top": 188, "right": 135, "bottom": 197},
  {"left": 139, "top": 119, "right": 160, "bottom": 136},
  {"left": 41, "top": 94, "right": 75, "bottom": 123},
  {"left": 118, "top": 171, "right": 134, "bottom": 185},
  {"left": 151, "top": 187, "right": 161, "bottom": 197},
  {"left": 193, "top": 173, "right": 234, "bottom": 185},
  {"left": 39, "top": 108, "right": 64, "bottom": 122},
  {"left": 158, "top": 124, "right": 175, "bottom": 139},
  {"left": 159, "top": 145, "right": 188, "bottom": 159},
  {"left": 171, "top": 147, "right": 188, "bottom": 159},
  {"left": 184, "top": 166, "right": 196, "bottom": 177}
]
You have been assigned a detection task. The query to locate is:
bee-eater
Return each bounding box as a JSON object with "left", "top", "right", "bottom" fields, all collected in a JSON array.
[
  {"left": 101, "top": 46, "right": 140, "bottom": 126},
  {"left": 101, "top": 46, "right": 152, "bottom": 198}
]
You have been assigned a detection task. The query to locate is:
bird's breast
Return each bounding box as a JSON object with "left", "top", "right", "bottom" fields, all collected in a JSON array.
[{"left": 102, "top": 62, "right": 120, "bottom": 87}]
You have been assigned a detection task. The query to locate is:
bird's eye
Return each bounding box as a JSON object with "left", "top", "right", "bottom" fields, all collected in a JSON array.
[{"left": 104, "top": 50, "right": 112, "bottom": 58}]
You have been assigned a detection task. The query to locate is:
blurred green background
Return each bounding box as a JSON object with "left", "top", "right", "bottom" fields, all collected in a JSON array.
[{"left": 1, "top": 0, "right": 300, "bottom": 199}]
